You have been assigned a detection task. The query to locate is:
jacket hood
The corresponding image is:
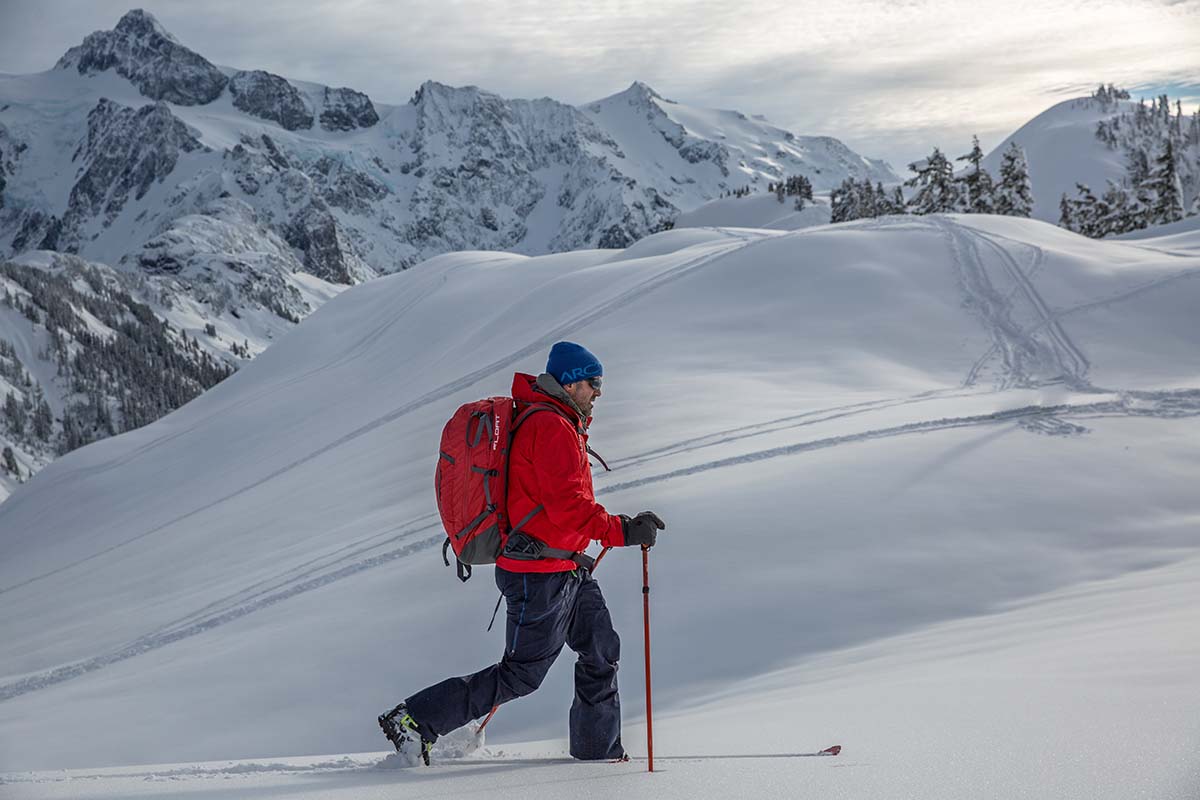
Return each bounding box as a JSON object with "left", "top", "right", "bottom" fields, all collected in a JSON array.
[{"left": 511, "top": 372, "right": 589, "bottom": 428}]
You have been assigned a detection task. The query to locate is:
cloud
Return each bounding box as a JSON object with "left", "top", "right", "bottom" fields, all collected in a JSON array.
[{"left": 1, "top": 0, "right": 1196, "bottom": 169}]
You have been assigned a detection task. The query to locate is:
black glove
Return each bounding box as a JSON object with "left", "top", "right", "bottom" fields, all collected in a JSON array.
[{"left": 621, "top": 511, "right": 666, "bottom": 547}]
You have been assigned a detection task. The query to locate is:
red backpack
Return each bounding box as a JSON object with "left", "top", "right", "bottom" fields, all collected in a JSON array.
[{"left": 436, "top": 397, "right": 567, "bottom": 581}]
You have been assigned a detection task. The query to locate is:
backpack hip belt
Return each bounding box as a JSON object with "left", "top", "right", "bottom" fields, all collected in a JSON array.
[{"left": 501, "top": 530, "right": 597, "bottom": 572}]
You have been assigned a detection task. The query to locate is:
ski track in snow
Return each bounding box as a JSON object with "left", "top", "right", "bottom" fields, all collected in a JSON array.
[
  {"left": 934, "top": 217, "right": 1081, "bottom": 390},
  {"left": 5, "top": 387, "right": 1198, "bottom": 703},
  {"left": 4, "top": 219, "right": 1199, "bottom": 704},
  {"left": 0, "top": 527, "right": 446, "bottom": 702},
  {"left": 598, "top": 392, "right": 1200, "bottom": 496},
  {"left": 610, "top": 387, "right": 988, "bottom": 471},
  {"left": 0, "top": 750, "right": 841, "bottom": 787}
]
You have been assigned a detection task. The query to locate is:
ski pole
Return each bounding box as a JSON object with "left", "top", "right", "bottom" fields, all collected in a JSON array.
[
  {"left": 642, "top": 544, "right": 654, "bottom": 773},
  {"left": 477, "top": 546, "right": 615, "bottom": 735}
]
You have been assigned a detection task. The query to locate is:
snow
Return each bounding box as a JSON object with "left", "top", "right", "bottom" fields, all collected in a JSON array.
[
  {"left": 674, "top": 192, "right": 831, "bottom": 231},
  {"left": 1, "top": 215, "right": 1199, "bottom": 798},
  {"left": 2, "top": 554, "right": 1198, "bottom": 798},
  {"left": 980, "top": 97, "right": 1135, "bottom": 224}
]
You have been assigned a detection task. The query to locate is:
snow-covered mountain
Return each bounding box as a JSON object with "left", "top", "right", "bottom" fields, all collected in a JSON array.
[
  {"left": 981, "top": 91, "right": 1200, "bottom": 224},
  {"left": 0, "top": 9, "right": 896, "bottom": 279},
  {"left": 0, "top": 8, "right": 901, "bottom": 493},
  {"left": 0, "top": 234, "right": 343, "bottom": 501},
  {"left": 1, "top": 213, "right": 1197, "bottom": 800}
]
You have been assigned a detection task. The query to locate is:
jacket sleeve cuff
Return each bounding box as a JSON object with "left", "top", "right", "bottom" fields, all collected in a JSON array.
[{"left": 599, "top": 515, "right": 626, "bottom": 548}]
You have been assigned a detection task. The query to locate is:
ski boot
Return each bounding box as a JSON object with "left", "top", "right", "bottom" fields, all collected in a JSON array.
[{"left": 378, "top": 703, "right": 435, "bottom": 766}]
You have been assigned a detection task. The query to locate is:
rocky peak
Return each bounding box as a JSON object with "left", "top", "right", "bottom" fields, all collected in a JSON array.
[
  {"left": 55, "top": 9, "right": 227, "bottom": 106},
  {"left": 59, "top": 98, "right": 206, "bottom": 249},
  {"left": 112, "top": 9, "right": 178, "bottom": 42},
  {"left": 613, "top": 81, "right": 670, "bottom": 109},
  {"left": 230, "top": 71, "right": 314, "bottom": 131},
  {"left": 319, "top": 87, "right": 379, "bottom": 132}
]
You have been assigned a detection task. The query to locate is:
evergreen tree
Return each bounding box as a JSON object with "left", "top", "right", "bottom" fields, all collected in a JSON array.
[
  {"left": 830, "top": 178, "right": 857, "bottom": 223},
  {"left": 1058, "top": 193, "right": 1075, "bottom": 231},
  {"left": 1065, "top": 185, "right": 1099, "bottom": 237},
  {"left": 1099, "top": 182, "right": 1137, "bottom": 235},
  {"left": 33, "top": 396, "right": 53, "bottom": 441},
  {"left": 995, "top": 142, "right": 1034, "bottom": 217},
  {"left": 2, "top": 445, "right": 18, "bottom": 477},
  {"left": 857, "top": 180, "right": 877, "bottom": 219},
  {"left": 1125, "top": 146, "right": 1151, "bottom": 189},
  {"left": 905, "top": 148, "right": 960, "bottom": 214},
  {"left": 955, "top": 136, "right": 996, "bottom": 213},
  {"left": 4, "top": 391, "right": 25, "bottom": 437},
  {"left": 1149, "top": 140, "right": 1184, "bottom": 224}
]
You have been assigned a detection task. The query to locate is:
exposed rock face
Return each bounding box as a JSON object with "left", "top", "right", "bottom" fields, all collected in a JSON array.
[
  {"left": 61, "top": 98, "right": 206, "bottom": 249},
  {"left": 7, "top": 12, "right": 899, "bottom": 288},
  {"left": 55, "top": 9, "right": 227, "bottom": 106},
  {"left": 283, "top": 202, "right": 370, "bottom": 285},
  {"left": 319, "top": 87, "right": 379, "bottom": 132},
  {"left": 135, "top": 197, "right": 312, "bottom": 322},
  {"left": 229, "top": 71, "right": 314, "bottom": 131},
  {"left": 312, "top": 156, "right": 389, "bottom": 214},
  {"left": 0, "top": 124, "right": 21, "bottom": 211}
]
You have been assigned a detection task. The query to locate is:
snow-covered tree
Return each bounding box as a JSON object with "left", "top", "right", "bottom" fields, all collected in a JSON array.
[
  {"left": 4, "top": 391, "right": 25, "bottom": 437},
  {"left": 1148, "top": 140, "right": 1184, "bottom": 224},
  {"left": 995, "top": 142, "right": 1033, "bottom": 217},
  {"left": 1062, "top": 184, "right": 1100, "bottom": 236},
  {"left": 1059, "top": 193, "right": 1075, "bottom": 231},
  {"left": 955, "top": 136, "right": 995, "bottom": 213},
  {"left": 830, "top": 178, "right": 859, "bottom": 223},
  {"left": 905, "top": 148, "right": 960, "bottom": 214},
  {"left": 2, "top": 445, "right": 18, "bottom": 477},
  {"left": 1098, "top": 182, "right": 1138, "bottom": 236}
]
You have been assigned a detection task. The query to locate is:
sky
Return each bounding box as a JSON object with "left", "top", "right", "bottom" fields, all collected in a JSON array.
[{"left": 1, "top": 0, "right": 1197, "bottom": 170}]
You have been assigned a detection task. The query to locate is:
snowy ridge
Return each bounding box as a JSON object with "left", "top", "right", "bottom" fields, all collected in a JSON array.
[
  {"left": 0, "top": 215, "right": 1197, "bottom": 800},
  {"left": 980, "top": 95, "right": 1158, "bottom": 223},
  {"left": 1, "top": 11, "right": 895, "bottom": 280}
]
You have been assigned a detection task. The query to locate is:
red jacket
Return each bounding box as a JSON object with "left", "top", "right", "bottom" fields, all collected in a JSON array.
[{"left": 497, "top": 373, "right": 624, "bottom": 572}]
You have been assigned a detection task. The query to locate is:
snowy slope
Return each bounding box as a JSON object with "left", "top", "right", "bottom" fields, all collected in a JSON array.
[
  {"left": 4, "top": 554, "right": 1198, "bottom": 799},
  {"left": 674, "top": 192, "right": 831, "bottom": 231},
  {"left": 980, "top": 96, "right": 1136, "bottom": 223},
  {"left": 1, "top": 215, "right": 1199, "bottom": 800}
]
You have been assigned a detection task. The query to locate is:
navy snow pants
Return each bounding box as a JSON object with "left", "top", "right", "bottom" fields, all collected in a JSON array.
[{"left": 405, "top": 566, "right": 623, "bottom": 760}]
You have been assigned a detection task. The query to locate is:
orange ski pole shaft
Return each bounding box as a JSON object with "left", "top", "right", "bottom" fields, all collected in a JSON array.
[
  {"left": 477, "top": 546, "right": 615, "bottom": 735},
  {"left": 642, "top": 544, "right": 654, "bottom": 772}
]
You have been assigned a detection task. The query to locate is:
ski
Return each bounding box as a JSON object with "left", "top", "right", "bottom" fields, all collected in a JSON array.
[{"left": 432, "top": 746, "right": 841, "bottom": 766}]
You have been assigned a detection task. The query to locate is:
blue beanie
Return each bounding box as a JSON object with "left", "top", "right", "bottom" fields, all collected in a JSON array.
[{"left": 547, "top": 341, "right": 603, "bottom": 385}]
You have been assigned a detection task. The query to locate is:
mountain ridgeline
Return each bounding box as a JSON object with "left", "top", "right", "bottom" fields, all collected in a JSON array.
[
  {"left": 0, "top": 9, "right": 898, "bottom": 495},
  {"left": 0, "top": 9, "right": 897, "bottom": 282}
]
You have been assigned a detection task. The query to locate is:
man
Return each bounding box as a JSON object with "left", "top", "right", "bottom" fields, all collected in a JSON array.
[{"left": 378, "top": 341, "right": 666, "bottom": 764}]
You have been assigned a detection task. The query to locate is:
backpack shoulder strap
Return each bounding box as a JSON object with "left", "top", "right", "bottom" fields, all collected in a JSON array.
[{"left": 512, "top": 401, "right": 576, "bottom": 433}]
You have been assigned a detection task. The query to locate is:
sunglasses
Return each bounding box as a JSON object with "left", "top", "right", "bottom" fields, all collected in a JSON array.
[{"left": 586, "top": 376, "right": 603, "bottom": 390}]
